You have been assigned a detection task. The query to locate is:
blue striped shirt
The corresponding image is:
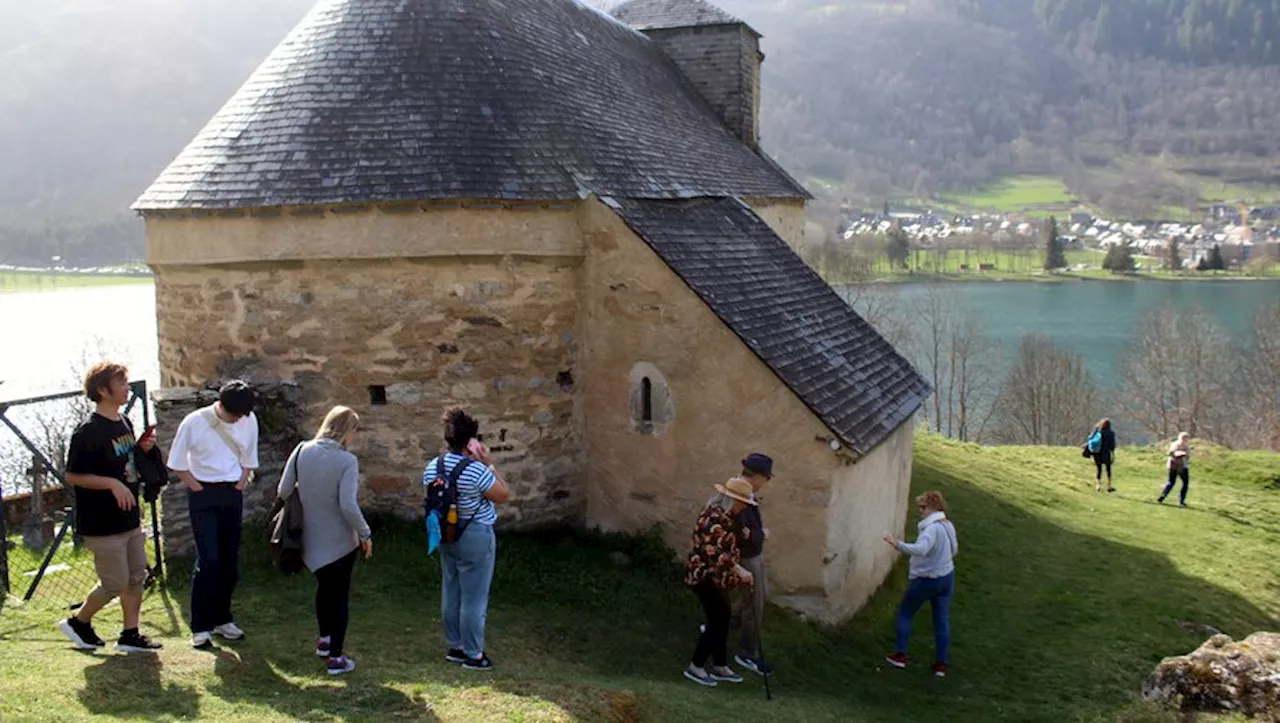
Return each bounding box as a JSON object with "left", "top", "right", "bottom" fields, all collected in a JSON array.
[{"left": 422, "top": 452, "right": 498, "bottom": 526}]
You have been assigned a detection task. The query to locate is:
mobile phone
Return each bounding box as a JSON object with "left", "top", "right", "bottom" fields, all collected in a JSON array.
[{"left": 467, "top": 438, "right": 485, "bottom": 457}]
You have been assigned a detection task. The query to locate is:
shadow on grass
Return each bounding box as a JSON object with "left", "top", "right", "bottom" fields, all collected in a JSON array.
[
  {"left": 79, "top": 653, "right": 200, "bottom": 719},
  {"left": 153, "top": 490, "right": 1277, "bottom": 723},
  {"left": 163, "top": 552, "right": 439, "bottom": 722}
]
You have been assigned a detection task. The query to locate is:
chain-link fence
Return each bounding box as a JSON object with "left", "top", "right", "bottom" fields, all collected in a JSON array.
[{"left": 1, "top": 382, "right": 162, "bottom": 612}]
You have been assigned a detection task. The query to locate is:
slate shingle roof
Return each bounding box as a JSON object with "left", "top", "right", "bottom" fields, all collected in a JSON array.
[
  {"left": 611, "top": 0, "right": 749, "bottom": 31},
  {"left": 605, "top": 196, "right": 930, "bottom": 455},
  {"left": 132, "top": 0, "right": 804, "bottom": 211}
]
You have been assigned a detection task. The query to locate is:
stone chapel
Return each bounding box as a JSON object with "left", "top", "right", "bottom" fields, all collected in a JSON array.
[{"left": 134, "top": 0, "right": 930, "bottom": 622}]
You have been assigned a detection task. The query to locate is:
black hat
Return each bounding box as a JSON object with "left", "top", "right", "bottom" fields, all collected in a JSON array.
[{"left": 741, "top": 453, "right": 773, "bottom": 479}]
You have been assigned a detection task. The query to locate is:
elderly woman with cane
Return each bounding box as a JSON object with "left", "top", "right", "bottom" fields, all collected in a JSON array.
[
  {"left": 883, "top": 490, "right": 958, "bottom": 678},
  {"left": 683, "top": 477, "right": 757, "bottom": 687}
]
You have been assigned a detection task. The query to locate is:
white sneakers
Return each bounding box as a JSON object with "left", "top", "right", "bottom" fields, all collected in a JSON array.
[
  {"left": 213, "top": 622, "right": 246, "bottom": 640},
  {"left": 192, "top": 622, "right": 245, "bottom": 648}
]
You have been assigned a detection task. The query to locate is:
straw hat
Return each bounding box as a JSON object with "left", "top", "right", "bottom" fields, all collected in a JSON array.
[{"left": 714, "top": 477, "right": 758, "bottom": 506}]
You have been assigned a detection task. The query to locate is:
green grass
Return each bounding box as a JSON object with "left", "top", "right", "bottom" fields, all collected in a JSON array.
[
  {"left": 1, "top": 436, "right": 1276, "bottom": 721},
  {"left": 0, "top": 271, "right": 152, "bottom": 293},
  {"left": 939, "top": 176, "right": 1079, "bottom": 215}
]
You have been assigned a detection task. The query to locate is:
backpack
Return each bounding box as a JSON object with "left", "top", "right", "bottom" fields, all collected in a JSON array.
[
  {"left": 1087, "top": 428, "right": 1103, "bottom": 454},
  {"left": 424, "top": 456, "right": 474, "bottom": 555},
  {"left": 268, "top": 444, "right": 306, "bottom": 575}
]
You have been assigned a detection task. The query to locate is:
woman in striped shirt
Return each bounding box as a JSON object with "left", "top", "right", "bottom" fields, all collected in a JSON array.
[{"left": 422, "top": 407, "right": 510, "bottom": 671}]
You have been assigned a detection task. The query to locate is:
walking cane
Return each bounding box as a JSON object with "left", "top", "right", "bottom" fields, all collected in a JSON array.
[{"left": 750, "top": 583, "right": 773, "bottom": 701}]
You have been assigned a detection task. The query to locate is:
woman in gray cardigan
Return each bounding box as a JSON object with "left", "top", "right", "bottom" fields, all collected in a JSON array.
[{"left": 277, "top": 406, "right": 372, "bottom": 675}]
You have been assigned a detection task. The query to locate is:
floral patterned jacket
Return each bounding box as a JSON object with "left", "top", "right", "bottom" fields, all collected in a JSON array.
[{"left": 684, "top": 506, "right": 748, "bottom": 589}]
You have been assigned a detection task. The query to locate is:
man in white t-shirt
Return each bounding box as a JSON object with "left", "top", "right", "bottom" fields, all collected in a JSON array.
[{"left": 166, "top": 380, "right": 260, "bottom": 649}]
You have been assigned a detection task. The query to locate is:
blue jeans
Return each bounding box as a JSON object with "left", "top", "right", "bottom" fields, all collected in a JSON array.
[
  {"left": 440, "top": 522, "right": 496, "bottom": 659},
  {"left": 189, "top": 484, "right": 243, "bottom": 633},
  {"left": 895, "top": 571, "right": 955, "bottom": 663}
]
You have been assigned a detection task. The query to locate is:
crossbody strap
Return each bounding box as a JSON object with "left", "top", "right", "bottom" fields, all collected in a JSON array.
[{"left": 201, "top": 406, "right": 244, "bottom": 461}]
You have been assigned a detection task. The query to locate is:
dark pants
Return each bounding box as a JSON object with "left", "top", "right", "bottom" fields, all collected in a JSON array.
[
  {"left": 315, "top": 549, "right": 358, "bottom": 658},
  {"left": 729, "top": 554, "right": 766, "bottom": 659},
  {"left": 691, "top": 579, "right": 731, "bottom": 668},
  {"left": 1161, "top": 467, "right": 1190, "bottom": 504},
  {"left": 895, "top": 571, "right": 956, "bottom": 664},
  {"left": 189, "top": 484, "right": 243, "bottom": 633},
  {"left": 1094, "top": 453, "right": 1112, "bottom": 482}
]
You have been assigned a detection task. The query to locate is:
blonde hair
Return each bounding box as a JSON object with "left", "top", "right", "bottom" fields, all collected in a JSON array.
[
  {"left": 916, "top": 490, "right": 949, "bottom": 514},
  {"left": 315, "top": 406, "right": 360, "bottom": 444}
]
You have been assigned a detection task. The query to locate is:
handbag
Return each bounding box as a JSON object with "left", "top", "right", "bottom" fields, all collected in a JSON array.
[
  {"left": 1080, "top": 443, "right": 1092, "bottom": 458},
  {"left": 269, "top": 444, "right": 306, "bottom": 575}
]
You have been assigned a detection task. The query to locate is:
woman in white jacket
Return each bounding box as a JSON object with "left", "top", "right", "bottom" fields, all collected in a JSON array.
[{"left": 882, "top": 490, "right": 959, "bottom": 677}]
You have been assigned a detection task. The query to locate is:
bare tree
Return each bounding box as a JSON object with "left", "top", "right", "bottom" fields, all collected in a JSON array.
[
  {"left": 990, "top": 334, "right": 1101, "bottom": 445},
  {"left": 947, "top": 316, "right": 1001, "bottom": 442},
  {"left": 1229, "top": 301, "right": 1280, "bottom": 450},
  {"left": 1118, "top": 303, "right": 1234, "bottom": 441},
  {"left": 844, "top": 284, "right": 910, "bottom": 350},
  {"left": 906, "top": 284, "right": 1000, "bottom": 442}
]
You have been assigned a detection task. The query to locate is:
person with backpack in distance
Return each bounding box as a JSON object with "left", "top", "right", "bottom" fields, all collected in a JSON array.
[
  {"left": 883, "top": 490, "right": 958, "bottom": 678},
  {"left": 730, "top": 453, "right": 774, "bottom": 677},
  {"left": 1086, "top": 419, "right": 1117, "bottom": 493},
  {"left": 166, "top": 380, "right": 259, "bottom": 649},
  {"left": 683, "top": 477, "right": 756, "bottom": 687},
  {"left": 1159, "top": 432, "right": 1192, "bottom": 507},
  {"left": 56, "top": 362, "right": 163, "bottom": 653},
  {"left": 276, "top": 406, "right": 372, "bottom": 675},
  {"left": 422, "top": 407, "right": 510, "bottom": 671}
]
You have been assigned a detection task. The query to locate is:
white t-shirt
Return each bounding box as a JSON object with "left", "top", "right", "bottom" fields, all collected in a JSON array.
[{"left": 167, "top": 405, "right": 260, "bottom": 483}]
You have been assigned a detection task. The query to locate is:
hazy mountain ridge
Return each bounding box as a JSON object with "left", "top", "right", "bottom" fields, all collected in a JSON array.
[{"left": 2, "top": 0, "right": 1278, "bottom": 265}]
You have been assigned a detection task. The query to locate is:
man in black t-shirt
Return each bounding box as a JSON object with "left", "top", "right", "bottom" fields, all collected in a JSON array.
[{"left": 56, "top": 362, "right": 162, "bottom": 653}]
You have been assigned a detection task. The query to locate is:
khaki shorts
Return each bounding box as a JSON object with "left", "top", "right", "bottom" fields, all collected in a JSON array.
[{"left": 82, "top": 528, "right": 148, "bottom": 597}]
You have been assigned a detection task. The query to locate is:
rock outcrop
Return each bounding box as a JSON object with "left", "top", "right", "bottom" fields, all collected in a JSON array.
[{"left": 1142, "top": 632, "right": 1280, "bottom": 720}]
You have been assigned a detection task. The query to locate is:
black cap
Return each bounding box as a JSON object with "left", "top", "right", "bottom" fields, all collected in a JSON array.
[
  {"left": 218, "top": 380, "right": 256, "bottom": 417},
  {"left": 742, "top": 453, "right": 773, "bottom": 479}
]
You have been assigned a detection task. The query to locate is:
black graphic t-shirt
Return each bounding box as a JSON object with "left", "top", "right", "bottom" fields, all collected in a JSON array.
[{"left": 66, "top": 413, "right": 141, "bottom": 536}]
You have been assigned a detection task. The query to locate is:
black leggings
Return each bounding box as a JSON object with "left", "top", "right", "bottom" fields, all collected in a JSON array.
[
  {"left": 1094, "top": 455, "right": 1112, "bottom": 481},
  {"left": 314, "top": 549, "right": 358, "bottom": 658},
  {"left": 691, "top": 579, "right": 731, "bottom": 668}
]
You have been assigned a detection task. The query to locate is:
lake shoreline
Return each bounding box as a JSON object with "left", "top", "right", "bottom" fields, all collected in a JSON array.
[
  {"left": 827, "top": 271, "right": 1280, "bottom": 286},
  {"left": 0, "top": 269, "right": 153, "bottom": 293}
]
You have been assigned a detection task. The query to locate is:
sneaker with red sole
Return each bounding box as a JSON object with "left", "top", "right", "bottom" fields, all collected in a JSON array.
[
  {"left": 933, "top": 662, "right": 948, "bottom": 677},
  {"left": 885, "top": 652, "right": 908, "bottom": 669}
]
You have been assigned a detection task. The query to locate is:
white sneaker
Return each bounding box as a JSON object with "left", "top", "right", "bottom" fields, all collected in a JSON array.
[
  {"left": 213, "top": 622, "right": 245, "bottom": 640},
  {"left": 192, "top": 631, "right": 213, "bottom": 649}
]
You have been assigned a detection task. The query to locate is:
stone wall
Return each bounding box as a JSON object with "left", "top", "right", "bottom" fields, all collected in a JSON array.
[
  {"left": 3, "top": 487, "right": 72, "bottom": 532},
  {"left": 817, "top": 419, "right": 917, "bottom": 623},
  {"left": 145, "top": 207, "right": 588, "bottom": 531},
  {"left": 744, "top": 198, "right": 807, "bottom": 251},
  {"left": 643, "top": 24, "right": 760, "bottom": 147},
  {"left": 577, "top": 200, "right": 853, "bottom": 614},
  {"left": 152, "top": 383, "right": 303, "bottom": 559}
]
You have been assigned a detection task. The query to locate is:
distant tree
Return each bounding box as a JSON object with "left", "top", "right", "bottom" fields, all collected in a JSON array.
[
  {"left": 905, "top": 284, "right": 1001, "bottom": 442},
  {"left": 1208, "top": 244, "right": 1227, "bottom": 271},
  {"left": 1196, "top": 254, "right": 1210, "bottom": 272},
  {"left": 1166, "top": 236, "right": 1183, "bottom": 271},
  {"left": 989, "top": 334, "right": 1101, "bottom": 445},
  {"left": 1102, "top": 242, "right": 1136, "bottom": 273},
  {"left": 883, "top": 200, "right": 891, "bottom": 218},
  {"left": 1043, "top": 216, "right": 1067, "bottom": 271},
  {"left": 886, "top": 226, "right": 911, "bottom": 270},
  {"left": 1118, "top": 303, "right": 1234, "bottom": 442}
]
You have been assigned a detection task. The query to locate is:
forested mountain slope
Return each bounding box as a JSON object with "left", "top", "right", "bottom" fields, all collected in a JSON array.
[{"left": 2, "top": 0, "right": 1278, "bottom": 265}]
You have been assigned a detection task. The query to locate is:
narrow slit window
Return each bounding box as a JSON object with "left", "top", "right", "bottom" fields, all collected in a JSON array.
[
  {"left": 368, "top": 385, "right": 387, "bottom": 406},
  {"left": 641, "top": 377, "right": 653, "bottom": 423}
]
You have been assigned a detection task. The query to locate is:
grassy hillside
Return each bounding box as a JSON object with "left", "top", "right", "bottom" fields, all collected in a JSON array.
[{"left": 1, "top": 435, "right": 1276, "bottom": 721}]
